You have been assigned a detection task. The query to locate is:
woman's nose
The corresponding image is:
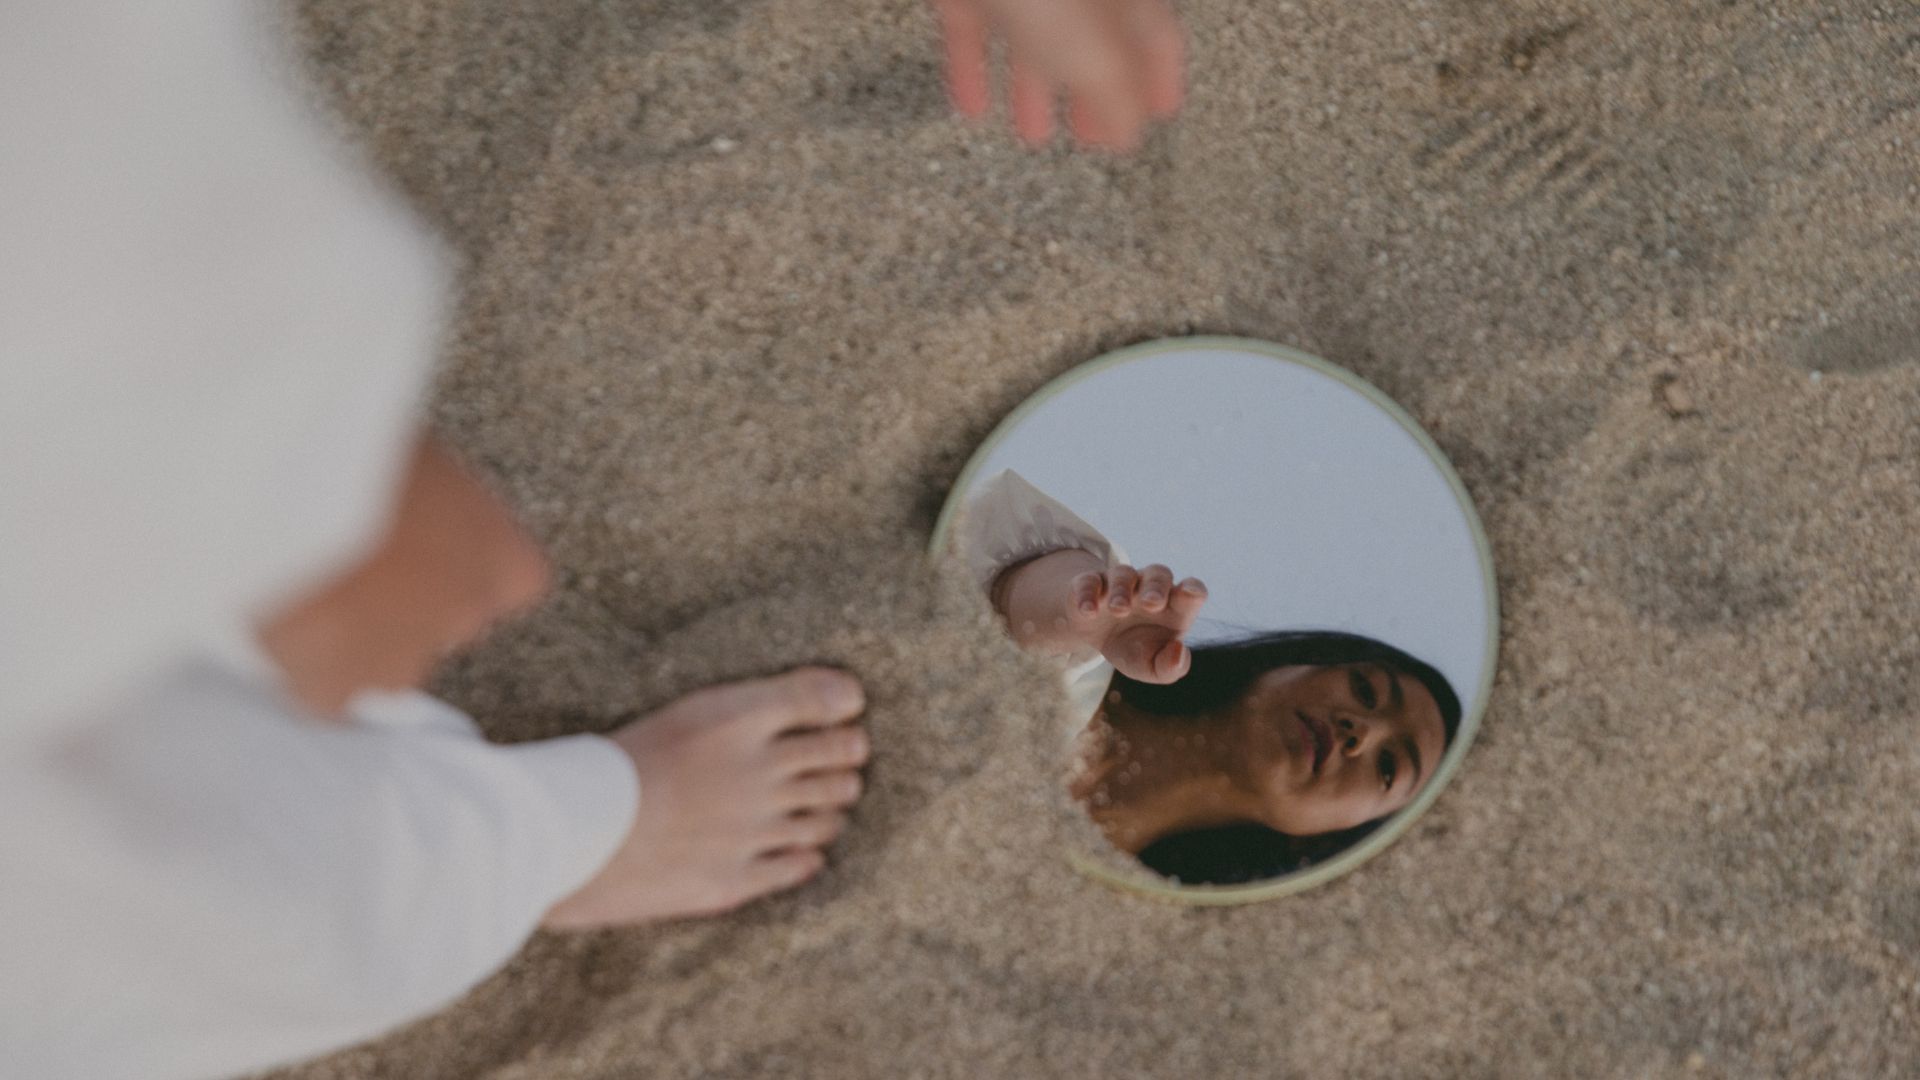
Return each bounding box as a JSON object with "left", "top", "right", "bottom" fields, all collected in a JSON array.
[{"left": 1336, "top": 715, "right": 1386, "bottom": 756}]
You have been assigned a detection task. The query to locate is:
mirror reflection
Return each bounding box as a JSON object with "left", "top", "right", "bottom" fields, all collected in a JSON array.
[{"left": 944, "top": 339, "right": 1494, "bottom": 888}]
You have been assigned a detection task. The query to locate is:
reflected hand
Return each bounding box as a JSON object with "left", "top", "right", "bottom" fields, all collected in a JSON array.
[
  {"left": 1068, "top": 563, "right": 1207, "bottom": 684},
  {"left": 933, "top": 0, "right": 1186, "bottom": 152}
]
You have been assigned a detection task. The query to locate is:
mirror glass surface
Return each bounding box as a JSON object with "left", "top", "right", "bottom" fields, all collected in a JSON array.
[{"left": 934, "top": 337, "right": 1497, "bottom": 901}]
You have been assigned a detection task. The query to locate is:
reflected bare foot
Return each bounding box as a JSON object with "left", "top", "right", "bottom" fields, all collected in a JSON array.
[{"left": 542, "top": 667, "right": 869, "bottom": 929}]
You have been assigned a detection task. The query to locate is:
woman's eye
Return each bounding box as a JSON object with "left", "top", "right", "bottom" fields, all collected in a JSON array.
[
  {"left": 1379, "top": 749, "right": 1397, "bottom": 790},
  {"left": 1349, "top": 668, "right": 1377, "bottom": 710}
]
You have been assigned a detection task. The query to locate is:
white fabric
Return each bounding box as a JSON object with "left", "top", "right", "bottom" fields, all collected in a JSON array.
[
  {"left": 0, "top": 669, "right": 638, "bottom": 1080},
  {"left": 0, "top": 5, "right": 640, "bottom": 1077},
  {"left": 955, "top": 469, "right": 1121, "bottom": 737},
  {"left": 0, "top": 2, "right": 438, "bottom": 734},
  {"left": 957, "top": 469, "right": 1120, "bottom": 600},
  {"left": 1064, "top": 656, "right": 1118, "bottom": 732}
]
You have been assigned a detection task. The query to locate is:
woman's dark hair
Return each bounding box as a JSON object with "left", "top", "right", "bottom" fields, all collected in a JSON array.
[{"left": 1110, "top": 630, "right": 1463, "bottom": 886}]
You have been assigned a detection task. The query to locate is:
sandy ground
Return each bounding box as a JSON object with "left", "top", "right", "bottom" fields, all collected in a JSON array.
[{"left": 273, "top": 1, "right": 1920, "bottom": 1076}]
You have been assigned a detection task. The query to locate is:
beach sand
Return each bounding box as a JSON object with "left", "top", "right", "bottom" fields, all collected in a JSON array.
[{"left": 275, "top": 0, "right": 1920, "bottom": 1075}]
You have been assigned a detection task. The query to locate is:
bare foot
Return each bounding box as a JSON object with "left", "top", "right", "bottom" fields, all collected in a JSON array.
[{"left": 542, "top": 667, "right": 869, "bottom": 929}]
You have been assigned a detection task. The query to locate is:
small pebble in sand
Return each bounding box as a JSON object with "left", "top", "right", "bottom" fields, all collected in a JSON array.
[
  {"left": 1656, "top": 374, "right": 1697, "bottom": 418},
  {"left": 710, "top": 136, "right": 737, "bottom": 154}
]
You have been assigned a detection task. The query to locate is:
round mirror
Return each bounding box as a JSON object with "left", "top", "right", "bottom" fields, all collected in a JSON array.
[{"left": 932, "top": 337, "right": 1498, "bottom": 903}]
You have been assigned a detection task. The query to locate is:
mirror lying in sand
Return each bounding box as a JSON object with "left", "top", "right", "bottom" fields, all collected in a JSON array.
[{"left": 932, "top": 337, "right": 1497, "bottom": 903}]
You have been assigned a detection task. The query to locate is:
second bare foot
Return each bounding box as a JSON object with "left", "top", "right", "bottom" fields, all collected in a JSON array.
[{"left": 542, "top": 667, "right": 869, "bottom": 929}]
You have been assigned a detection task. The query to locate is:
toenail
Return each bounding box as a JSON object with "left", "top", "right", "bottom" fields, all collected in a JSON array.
[{"left": 823, "top": 677, "right": 864, "bottom": 714}]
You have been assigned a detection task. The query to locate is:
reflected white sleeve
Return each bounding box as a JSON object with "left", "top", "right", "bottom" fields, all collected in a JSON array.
[
  {"left": 0, "top": 661, "right": 638, "bottom": 1080},
  {"left": 954, "top": 469, "right": 1126, "bottom": 595}
]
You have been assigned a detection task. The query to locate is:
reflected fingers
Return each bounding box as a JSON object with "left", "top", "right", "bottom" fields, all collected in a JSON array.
[
  {"left": 1070, "top": 570, "right": 1106, "bottom": 616},
  {"left": 1169, "top": 577, "right": 1207, "bottom": 629},
  {"left": 1151, "top": 637, "right": 1191, "bottom": 683},
  {"left": 1136, "top": 564, "right": 1174, "bottom": 612},
  {"left": 1113, "top": 627, "right": 1185, "bottom": 684},
  {"left": 1105, "top": 565, "right": 1139, "bottom": 613}
]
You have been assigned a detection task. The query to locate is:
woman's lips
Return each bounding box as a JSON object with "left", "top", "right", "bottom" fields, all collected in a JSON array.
[{"left": 1297, "top": 711, "right": 1332, "bottom": 775}]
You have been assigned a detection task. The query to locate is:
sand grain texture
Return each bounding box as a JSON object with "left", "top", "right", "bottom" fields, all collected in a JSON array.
[{"left": 277, "top": 1, "right": 1920, "bottom": 1076}]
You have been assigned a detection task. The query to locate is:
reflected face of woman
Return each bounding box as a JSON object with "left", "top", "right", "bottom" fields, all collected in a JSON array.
[{"left": 1237, "top": 662, "right": 1447, "bottom": 837}]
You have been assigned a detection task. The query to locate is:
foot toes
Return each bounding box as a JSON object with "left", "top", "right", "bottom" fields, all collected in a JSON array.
[
  {"left": 744, "top": 849, "right": 826, "bottom": 897},
  {"left": 781, "top": 769, "right": 864, "bottom": 811},
  {"left": 775, "top": 724, "right": 870, "bottom": 774},
  {"left": 715, "top": 666, "right": 865, "bottom": 735},
  {"left": 764, "top": 810, "right": 849, "bottom": 851}
]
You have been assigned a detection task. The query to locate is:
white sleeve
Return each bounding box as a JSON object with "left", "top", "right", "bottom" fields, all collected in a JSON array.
[
  {"left": 0, "top": 1, "right": 455, "bottom": 739},
  {"left": 0, "top": 661, "right": 639, "bottom": 1080},
  {"left": 954, "top": 469, "right": 1128, "bottom": 595}
]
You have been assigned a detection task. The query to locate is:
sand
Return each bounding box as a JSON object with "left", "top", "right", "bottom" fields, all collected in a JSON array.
[{"left": 272, "top": 0, "right": 1920, "bottom": 1076}]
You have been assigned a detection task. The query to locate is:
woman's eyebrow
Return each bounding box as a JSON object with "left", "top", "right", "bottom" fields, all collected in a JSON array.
[{"left": 1382, "top": 667, "right": 1405, "bottom": 712}]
